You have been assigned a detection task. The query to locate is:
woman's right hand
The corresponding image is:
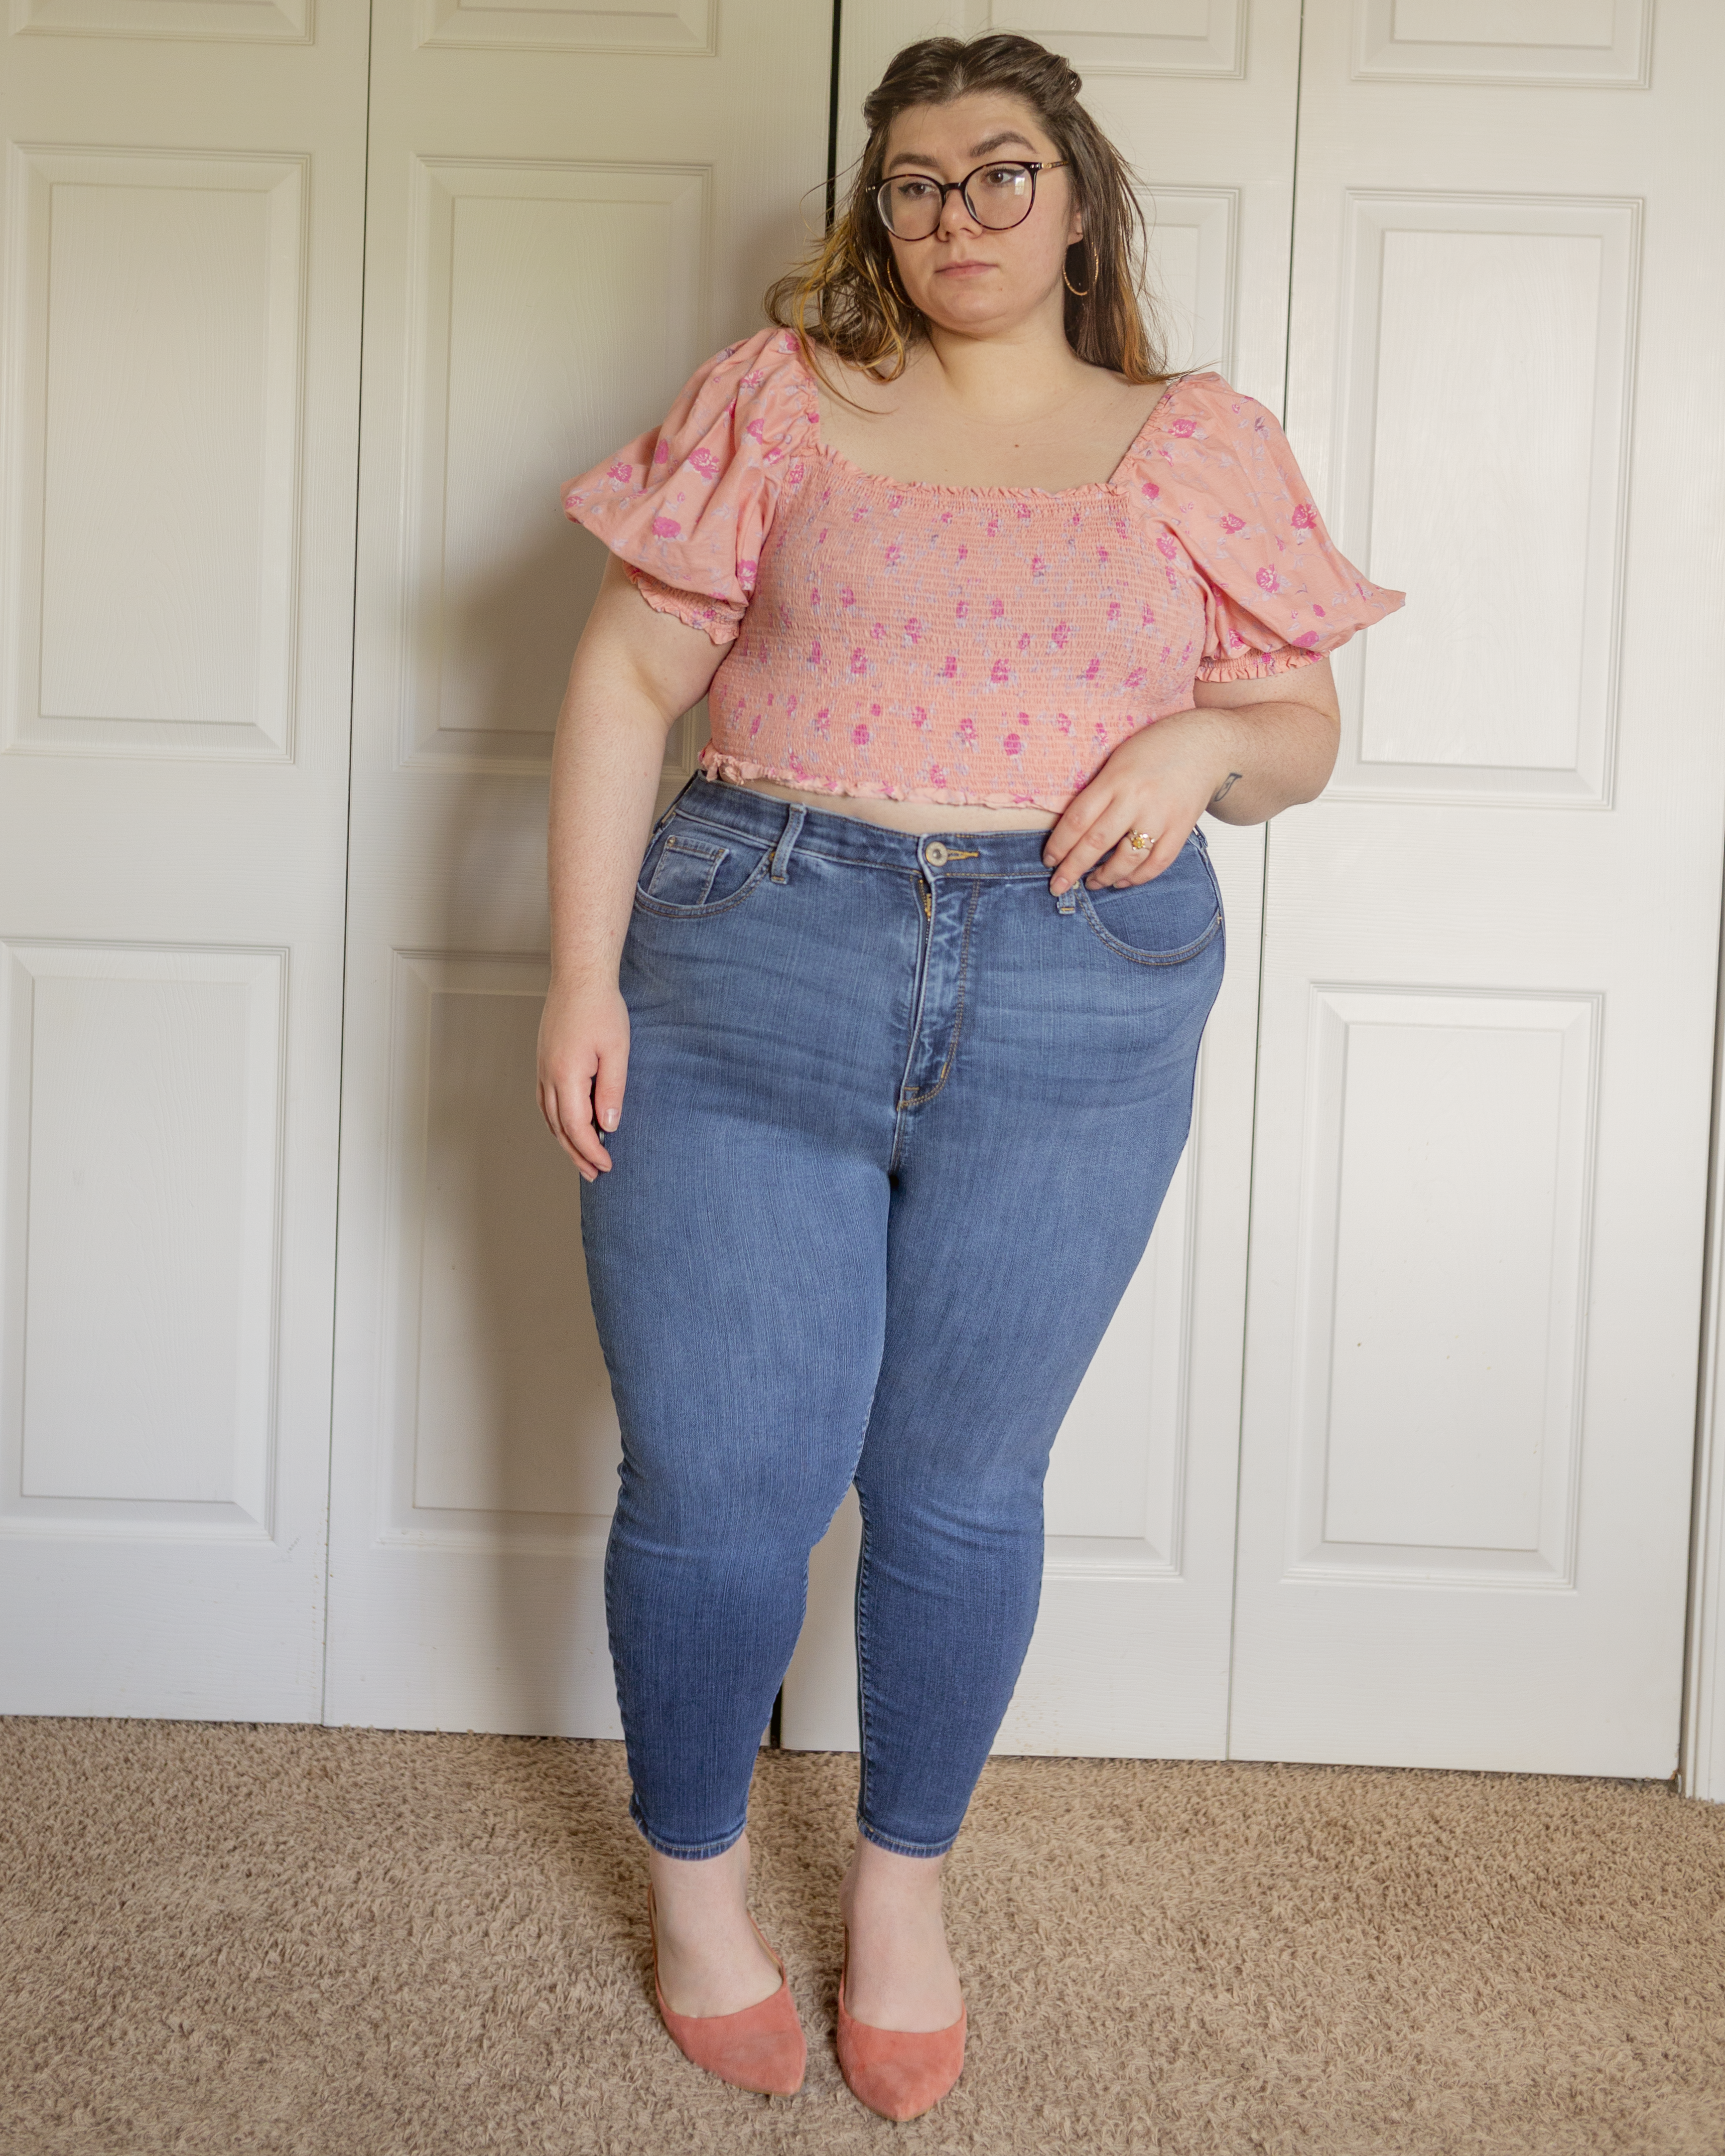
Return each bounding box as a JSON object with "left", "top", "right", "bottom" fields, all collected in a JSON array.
[{"left": 538, "top": 973, "right": 631, "bottom": 1182}]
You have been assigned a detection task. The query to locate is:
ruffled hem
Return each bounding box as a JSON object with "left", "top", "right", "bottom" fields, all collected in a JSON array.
[
  {"left": 697, "top": 748, "right": 1072, "bottom": 813},
  {"left": 1195, "top": 645, "right": 1325, "bottom": 683},
  {"left": 628, "top": 567, "right": 741, "bottom": 646}
]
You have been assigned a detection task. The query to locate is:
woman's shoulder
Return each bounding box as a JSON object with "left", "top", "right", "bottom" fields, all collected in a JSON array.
[{"left": 1121, "top": 368, "right": 1323, "bottom": 518}]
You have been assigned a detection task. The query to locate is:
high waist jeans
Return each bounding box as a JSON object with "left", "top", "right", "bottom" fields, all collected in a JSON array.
[{"left": 579, "top": 770, "right": 1225, "bottom": 1860}]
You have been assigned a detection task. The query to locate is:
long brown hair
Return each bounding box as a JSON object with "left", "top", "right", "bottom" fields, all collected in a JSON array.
[{"left": 765, "top": 32, "right": 1170, "bottom": 401}]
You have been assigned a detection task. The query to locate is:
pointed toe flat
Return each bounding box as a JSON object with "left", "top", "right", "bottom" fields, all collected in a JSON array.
[
  {"left": 835, "top": 1942, "right": 966, "bottom": 2122},
  {"left": 648, "top": 1888, "right": 807, "bottom": 2097}
]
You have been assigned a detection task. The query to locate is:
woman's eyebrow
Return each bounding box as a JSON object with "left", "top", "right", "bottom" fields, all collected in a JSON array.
[{"left": 883, "top": 130, "right": 1039, "bottom": 174}]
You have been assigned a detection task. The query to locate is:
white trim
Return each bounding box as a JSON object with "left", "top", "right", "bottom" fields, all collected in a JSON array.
[{"left": 1683, "top": 917, "right": 1725, "bottom": 1802}]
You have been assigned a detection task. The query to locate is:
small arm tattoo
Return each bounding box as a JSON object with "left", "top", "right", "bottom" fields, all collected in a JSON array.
[{"left": 1210, "top": 770, "right": 1243, "bottom": 804}]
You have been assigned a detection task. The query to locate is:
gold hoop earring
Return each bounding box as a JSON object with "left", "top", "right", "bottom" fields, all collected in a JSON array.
[{"left": 1063, "top": 240, "right": 1095, "bottom": 298}]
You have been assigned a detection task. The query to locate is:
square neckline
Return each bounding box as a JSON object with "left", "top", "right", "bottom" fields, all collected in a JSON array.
[{"left": 787, "top": 342, "right": 1195, "bottom": 502}]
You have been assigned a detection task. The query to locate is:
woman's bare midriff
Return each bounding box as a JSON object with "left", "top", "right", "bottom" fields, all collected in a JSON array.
[{"left": 716, "top": 772, "right": 1058, "bottom": 834}]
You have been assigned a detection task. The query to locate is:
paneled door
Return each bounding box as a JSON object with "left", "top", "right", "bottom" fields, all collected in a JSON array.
[
  {"left": 0, "top": 6, "right": 368, "bottom": 1715},
  {"left": 1229, "top": 0, "right": 1725, "bottom": 1775},
  {"left": 323, "top": 0, "right": 834, "bottom": 1732},
  {"left": 780, "top": 0, "right": 1306, "bottom": 1761}
]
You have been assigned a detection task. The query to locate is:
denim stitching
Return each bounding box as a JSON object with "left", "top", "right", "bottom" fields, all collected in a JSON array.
[
  {"left": 853, "top": 1486, "right": 877, "bottom": 1838},
  {"left": 900, "top": 878, "right": 981, "bottom": 1107},
  {"left": 1075, "top": 892, "right": 1224, "bottom": 969}
]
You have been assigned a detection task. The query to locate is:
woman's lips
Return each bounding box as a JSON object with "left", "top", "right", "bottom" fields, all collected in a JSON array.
[{"left": 937, "top": 261, "right": 994, "bottom": 276}]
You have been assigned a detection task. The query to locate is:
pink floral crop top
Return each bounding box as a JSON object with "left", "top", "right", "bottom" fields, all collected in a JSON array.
[{"left": 562, "top": 326, "right": 1404, "bottom": 812}]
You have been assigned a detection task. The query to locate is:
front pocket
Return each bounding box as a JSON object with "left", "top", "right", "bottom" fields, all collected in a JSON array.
[
  {"left": 1076, "top": 837, "right": 1224, "bottom": 967},
  {"left": 645, "top": 831, "right": 727, "bottom": 907},
  {"left": 632, "top": 813, "right": 774, "bottom": 918}
]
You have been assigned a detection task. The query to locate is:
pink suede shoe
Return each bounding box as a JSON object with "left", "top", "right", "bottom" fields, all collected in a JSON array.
[
  {"left": 835, "top": 1931, "right": 967, "bottom": 2122},
  {"left": 647, "top": 1887, "right": 807, "bottom": 2096}
]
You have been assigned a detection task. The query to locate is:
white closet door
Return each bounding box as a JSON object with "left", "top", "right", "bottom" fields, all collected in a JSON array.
[
  {"left": 323, "top": 0, "right": 833, "bottom": 1734},
  {"left": 780, "top": 0, "right": 1304, "bottom": 1761},
  {"left": 1229, "top": 0, "right": 1725, "bottom": 1775},
  {"left": 0, "top": 7, "right": 368, "bottom": 1715}
]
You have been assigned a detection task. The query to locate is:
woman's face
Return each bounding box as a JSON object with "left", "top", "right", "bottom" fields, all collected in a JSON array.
[{"left": 875, "top": 92, "right": 1082, "bottom": 339}]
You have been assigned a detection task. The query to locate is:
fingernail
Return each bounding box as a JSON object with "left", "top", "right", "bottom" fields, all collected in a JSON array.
[{"left": 602, "top": 1108, "right": 618, "bottom": 1129}]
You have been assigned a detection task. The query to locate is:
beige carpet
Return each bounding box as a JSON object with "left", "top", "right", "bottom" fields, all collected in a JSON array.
[{"left": 3, "top": 1721, "right": 1723, "bottom": 2154}]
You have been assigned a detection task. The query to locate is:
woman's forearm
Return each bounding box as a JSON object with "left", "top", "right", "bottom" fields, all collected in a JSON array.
[
  {"left": 546, "top": 644, "right": 681, "bottom": 991},
  {"left": 1172, "top": 694, "right": 1342, "bottom": 827}
]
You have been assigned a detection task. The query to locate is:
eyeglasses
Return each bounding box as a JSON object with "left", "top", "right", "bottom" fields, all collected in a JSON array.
[{"left": 873, "top": 160, "right": 1069, "bottom": 241}]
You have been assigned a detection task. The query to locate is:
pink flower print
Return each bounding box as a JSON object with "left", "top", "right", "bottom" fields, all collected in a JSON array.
[
  {"left": 1295, "top": 631, "right": 1321, "bottom": 647},
  {"left": 1107, "top": 600, "right": 1121, "bottom": 622},
  {"left": 839, "top": 585, "right": 855, "bottom": 608},
  {"left": 885, "top": 544, "right": 903, "bottom": 566},
  {"left": 903, "top": 618, "right": 923, "bottom": 644},
  {"left": 928, "top": 763, "right": 949, "bottom": 788},
  {"left": 957, "top": 715, "right": 978, "bottom": 744},
  {"left": 1140, "top": 479, "right": 1160, "bottom": 500},
  {"left": 940, "top": 654, "right": 960, "bottom": 679},
  {"left": 1098, "top": 547, "right": 1110, "bottom": 565},
  {"left": 1080, "top": 656, "right": 1101, "bottom": 682},
  {"left": 787, "top": 751, "right": 808, "bottom": 779},
  {"left": 1050, "top": 621, "right": 1070, "bottom": 650},
  {"left": 849, "top": 647, "right": 867, "bottom": 676},
  {"left": 737, "top": 559, "right": 758, "bottom": 592},
  {"left": 912, "top": 705, "right": 930, "bottom": 729},
  {"left": 749, "top": 712, "right": 763, "bottom": 736},
  {"left": 853, "top": 722, "right": 871, "bottom": 746},
  {"left": 1219, "top": 512, "right": 1245, "bottom": 534},
  {"left": 1030, "top": 554, "right": 1046, "bottom": 578},
  {"left": 940, "top": 508, "right": 955, "bottom": 525},
  {"left": 888, "top": 494, "right": 904, "bottom": 513},
  {"left": 809, "top": 586, "right": 820, "bottom": 607},
  {"left": 814, "top": 706, "right": 832, "bottom": 732},
  {"left": 989, "top": 597, "right": 1005, "bottom": 620},
  {"left": 1055, "top": 711, "right": 1073, "bottom": 735},
  {"left": 740, "top": 368, "right": 766, "bottom": 389},
  {"left": 745, "top": 419, "right": 766, "bottom": 443},
  {"left": 986, "top": 517, "right": 1000, "bottom": 538},
  {"left": 1003, "top": 731, "right": 1023, "bottom": 757},
  {"left": 1291, "top": 502, "right": 1318, "bottom": 529},
  {"left": 1094, "top": 721, "right": 1108, "bottom": 745},
  {"left": 1017, "top": 633, "right": 1030, "bottom": 652},
  {"left": 1156, "top": 534, "right": 1177, "bottom": 560},
  {"left": 1312, "top": 603, "right": 1326, "bottom": 618},
  {"left": 956, "top": 545, "right": 968, "bottom": 562},
  {"left": 606, "top": 460, "right": 632, "bottom": 484},
  {"left": 870, "top": 621, "right": 886, "bottom": 642},
  {"left": 688, "top": 447, "right": 722, "bottom": 481},
  {"left": 651, "top": 514, "right": 682, "bottom": 538},
  {"left": 1123, "top": 667, "right": 1146, "bottom": 689},
  {"left": 1016, "top": 502, "right": 1034, "bottom": 520},
  {"left": 806, "top": 640, "right": 822, "bottom": 666},
  {"left": 1168, "top": 417, "right": 1197, "bottom": 438},
  {"left": 786, "top": 460, "right": 805, "bottom": 485},
  {"left": 1256, "top": 566, "right": 1281, "bottom": 593},
  {"left": 955, "top": 599, "right": 969, "bottom": 621},
  {"left": 990, "top": 659, "right": 1010, "bottom": 684},
  {"left": 1140, "top": 605, "right": 1156, "bottom": 629},
  {"left": 653, "top": 442, "right": 671, "bottom": 465}
]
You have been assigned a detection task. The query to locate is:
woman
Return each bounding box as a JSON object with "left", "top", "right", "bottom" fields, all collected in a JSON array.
[{"left": 545, "top": 31, "right": 1401, "bottom": 2120}]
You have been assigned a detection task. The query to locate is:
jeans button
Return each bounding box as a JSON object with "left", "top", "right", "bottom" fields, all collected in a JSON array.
[{"left": 924, "top": 841, "right": 948, "bottom": 867}]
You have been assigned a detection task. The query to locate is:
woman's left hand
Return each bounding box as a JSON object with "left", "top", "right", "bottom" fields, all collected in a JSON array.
[{"left": 1042, "top": 707, "right": 1239, "bottom": 896}]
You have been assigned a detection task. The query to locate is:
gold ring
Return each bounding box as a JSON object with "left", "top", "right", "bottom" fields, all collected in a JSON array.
[{"left": 1126, "top": 829, "right": 1153, "bottom": 852}]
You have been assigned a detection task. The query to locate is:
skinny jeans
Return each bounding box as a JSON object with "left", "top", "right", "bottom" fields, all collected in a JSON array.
[{"left": 579, "top": 771, "right": 1225, "bottom": 1859}]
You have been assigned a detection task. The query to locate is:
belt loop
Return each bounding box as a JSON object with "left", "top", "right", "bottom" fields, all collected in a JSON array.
[
  {"left": 769, "top": 802, "right": 806, "bottom": 883},
  {"left": 1054, "top": 878, "right": 1077, "bottom": 915}
]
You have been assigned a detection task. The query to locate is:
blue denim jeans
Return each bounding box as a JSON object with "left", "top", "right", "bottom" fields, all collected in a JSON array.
[{"left": 579, "top": 770, "right": 1225, "bottom": 1860}]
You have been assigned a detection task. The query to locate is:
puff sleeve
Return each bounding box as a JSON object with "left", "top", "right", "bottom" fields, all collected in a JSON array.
[
  {"left": 1131, "top": 372, "right": 1404, "bottom": 681},
  {"left": 560, "top": 326, "right": 815, "bottom": 646}
]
